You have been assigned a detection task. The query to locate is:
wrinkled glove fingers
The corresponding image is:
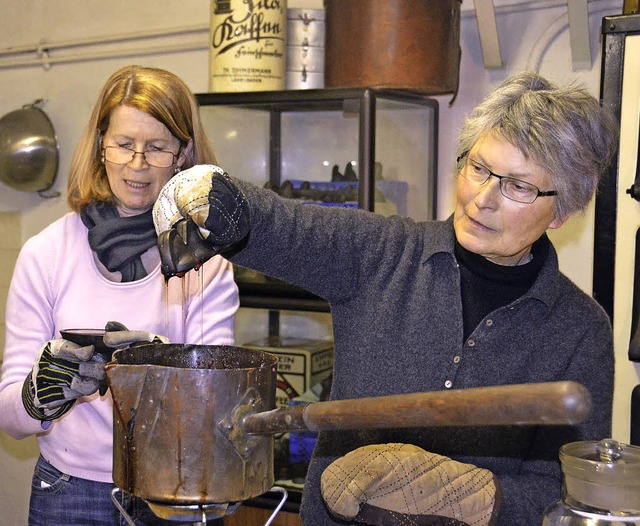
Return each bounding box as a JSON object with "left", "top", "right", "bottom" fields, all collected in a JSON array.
[
  {"left": 67, "top": 376, "right": 101, "bottom": 396},
  {"left": 103, "top": 330, "right": 169, "bottom": 348},
  {"left": 38, "top": 344, "right": 102, "bottom": 378},
  {"left": 104, "top": 321, "right": 170, "bottom": 348},
  {"left": 77, "top": 360, "right": 106, "bottom": 381},
  {"left": 103, "top": 330, "right": 153, "bottom": 347},
  {"left": 153, "top": 165, "right": 249, "bottom": 267},
  {"left": 166, "top": 164, "right": 249, "bottom": 245},
  {"left": 35, "top": 384, "right": 75, "bottom": 408},
  {"left": 50, "top": 340, "right": 95, "bottom": 361},
  {"left": 37, "top": 381, "right": 101, "bottom": 409},
  {"left": 36, "top": 365, "right": 77, "bottom": 393},
  {"left": 32, "top": 341, "right": 105, "bottom": 408},
  {"left": 34, "top": 361, "right": 104, "bottom": 406}
]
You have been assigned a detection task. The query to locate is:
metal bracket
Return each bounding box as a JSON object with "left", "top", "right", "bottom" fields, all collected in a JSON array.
[
  {"left": 567, "top": 0, "right": 591, "bottom": 70},
  {"left": 473, "top": 0, "right": 504, "bottom": 69},
  {"left": 473, "top": 0, "right": 592, "bottom": 71},
  {"left": 218, "top": 387, "right": 266, "bottom": 460}
]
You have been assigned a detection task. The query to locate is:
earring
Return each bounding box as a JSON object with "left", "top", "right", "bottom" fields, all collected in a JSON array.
[
  {"left": 100, "top": 156, "right": 105, "bottom": 164},
  {"left": 174, "top": 166, "right": 181, "bottom": 175}
]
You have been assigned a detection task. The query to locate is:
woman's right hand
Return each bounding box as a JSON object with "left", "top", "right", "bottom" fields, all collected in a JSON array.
[{"left": 21, "top": 339, "right": 106, "bottom": 424}]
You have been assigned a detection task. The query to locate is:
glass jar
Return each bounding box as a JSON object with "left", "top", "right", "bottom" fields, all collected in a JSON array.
[{"left": 542, "top": 439, "right": 640, "bottom": 525}]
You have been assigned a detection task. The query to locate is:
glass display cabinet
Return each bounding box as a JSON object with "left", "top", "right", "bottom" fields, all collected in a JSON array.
[{"left": 196, "top": 88, "right": 439, "bottom": 311}]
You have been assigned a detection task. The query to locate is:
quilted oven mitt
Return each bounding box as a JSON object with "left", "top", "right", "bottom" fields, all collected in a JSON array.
[{"left": 321, "top": 443, "right": 501, "bottom": 526}]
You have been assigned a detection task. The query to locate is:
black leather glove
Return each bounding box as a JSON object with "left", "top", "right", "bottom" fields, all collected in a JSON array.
[
  {"left": 321, "top": 443, "right": 501, "bottom": 526},
  {"left": 22, "top": 339, "right": 106, "bottom": 423}
]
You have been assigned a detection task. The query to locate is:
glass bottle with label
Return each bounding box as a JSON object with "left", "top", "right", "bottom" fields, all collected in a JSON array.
[{"left": 209, "top": 0, "right": 287, "bottom": 92}]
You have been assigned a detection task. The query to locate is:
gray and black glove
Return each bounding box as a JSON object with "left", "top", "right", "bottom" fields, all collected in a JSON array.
[
  {"left": 152, "top": 164, "right": 250, "bottom": 278},
  {"left": 22, "top": 339, "right": 106, "bottom": 424},
  {"left": 321, "top": 443, "right": 501, "bottom": 526},
  {"left": 103, "top": 321, "right": 169, "bottom": 349}
]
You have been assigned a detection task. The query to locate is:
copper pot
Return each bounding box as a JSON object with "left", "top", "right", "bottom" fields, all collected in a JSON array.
[{"left": 105, "top": 344, "right": 591, "bottom": 515}]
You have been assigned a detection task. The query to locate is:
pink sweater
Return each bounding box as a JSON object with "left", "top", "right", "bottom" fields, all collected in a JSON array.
[{"left": 0, "top": 212, "right": 238, "bottom": 482}]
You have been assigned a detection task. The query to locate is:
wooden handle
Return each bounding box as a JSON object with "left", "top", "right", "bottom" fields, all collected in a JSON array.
[{"left": 241, "top": 381, "right": 591, "bottom": 435}]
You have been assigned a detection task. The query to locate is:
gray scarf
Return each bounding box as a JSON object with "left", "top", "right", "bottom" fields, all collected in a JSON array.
[{"left": 80, "top": 202, "right": 156, "bottom": 282}]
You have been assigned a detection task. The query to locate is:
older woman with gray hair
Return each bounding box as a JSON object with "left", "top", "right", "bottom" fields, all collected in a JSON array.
[{"left": 153, "top": 72, "right": 619, "bottom": 525}]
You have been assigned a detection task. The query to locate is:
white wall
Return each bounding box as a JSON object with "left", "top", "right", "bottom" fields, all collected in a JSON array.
[{"left": 0, "top": 0, "right": 627, "bottom": 524}]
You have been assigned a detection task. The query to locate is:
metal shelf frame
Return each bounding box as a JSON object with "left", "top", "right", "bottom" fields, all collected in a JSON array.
[{"left": 196, "top": 88, "right": 439, "bottom": 313}]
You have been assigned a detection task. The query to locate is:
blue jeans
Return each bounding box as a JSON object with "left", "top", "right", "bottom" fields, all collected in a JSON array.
[{"left": 29, "top": 456, "right": 223, "bottom": 525}]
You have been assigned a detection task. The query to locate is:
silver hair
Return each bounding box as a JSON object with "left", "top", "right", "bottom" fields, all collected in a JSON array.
[{"left": 455, "top": 72, "right": 619, "bottom": 220}]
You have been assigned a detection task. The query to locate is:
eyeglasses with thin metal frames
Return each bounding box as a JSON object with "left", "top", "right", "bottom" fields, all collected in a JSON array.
[
  {"left": 102, "top": 146, "right": 178, "bottom": 168},
  {"left": 458, "top": 155, "right": 558, "bottom": 204}
]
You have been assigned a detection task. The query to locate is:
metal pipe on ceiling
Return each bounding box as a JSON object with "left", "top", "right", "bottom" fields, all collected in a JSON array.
[
  {"left": 0, "top": 24, "right": 208, "bottom": 70},
  {"left": 0, "top": 24, "right": 208, "bottom": 56}
]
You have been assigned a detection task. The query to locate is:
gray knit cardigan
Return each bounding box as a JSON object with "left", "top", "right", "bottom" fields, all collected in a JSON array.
[{"left": 229, "top": 179, "right": 614, "bottom": 526}]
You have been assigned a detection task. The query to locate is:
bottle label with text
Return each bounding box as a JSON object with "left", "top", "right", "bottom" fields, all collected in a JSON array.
[{"left": 209, "top": 0, "right": 287, "bottom": 92}]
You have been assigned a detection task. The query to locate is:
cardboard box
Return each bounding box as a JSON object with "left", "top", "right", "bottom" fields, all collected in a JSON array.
[{"left": 243, "top": 337, "right": 334, "bottom": 409}]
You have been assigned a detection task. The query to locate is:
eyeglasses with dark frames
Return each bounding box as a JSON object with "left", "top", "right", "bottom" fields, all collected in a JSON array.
[
  {"left": 458, "top": 155, "right": 558, "bottom": 204},
  {"left": 102, "top": 146, "right": 178, "bottom": 168}
]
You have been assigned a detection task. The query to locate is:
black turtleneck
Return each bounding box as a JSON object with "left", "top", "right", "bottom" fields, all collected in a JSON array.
[{"left": 455, "top": 235, "right": 550, "bottom": 340}]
